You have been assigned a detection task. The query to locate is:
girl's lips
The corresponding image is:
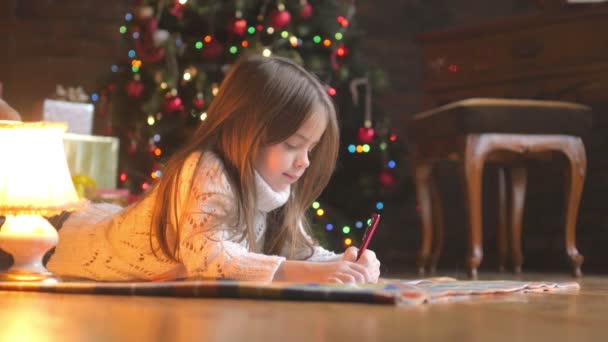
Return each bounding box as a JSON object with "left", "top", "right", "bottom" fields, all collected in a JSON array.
[{"left": 283, "top": 173, "right": 298, "bottom": 181}]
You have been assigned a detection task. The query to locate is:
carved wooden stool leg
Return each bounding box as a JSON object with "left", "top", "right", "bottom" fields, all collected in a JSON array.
[
  {"left": 561, "top": 137, "right": 586, "bottom": 277},
  {"left": 429, "top": 171, "right": 444, "bottom": 274},
  {"left": 463, "top": 135, "right": 487, "bottom": 279},
  {"left": 509, "top": 166, "right": 527, "bottom": 274},
  {"left": 414, "top": 160, "right": 434, "bottom": 276},
  {"left": 497, "top": 167, "right": 510, "bottom": 272}
]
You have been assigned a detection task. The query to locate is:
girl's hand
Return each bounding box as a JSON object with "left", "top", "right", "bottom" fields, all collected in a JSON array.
[
  {"left": 341, "top": 246, "right": 381, "bottom": 283},
  {"left": 273, "top": 259, "right": 374, "bottom": 284}
]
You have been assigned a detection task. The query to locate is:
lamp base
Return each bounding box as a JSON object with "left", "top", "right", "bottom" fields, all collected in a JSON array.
[
  {"left": 0, "top": 269, "right": 60, "bottom": 283},
  {"left": 0, "top": 215, "right": 60, "bottom": 283}
]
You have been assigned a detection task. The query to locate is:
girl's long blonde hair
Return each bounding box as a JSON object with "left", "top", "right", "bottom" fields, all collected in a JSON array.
[{"left": 148, "top": 54, "right": 339, "bottom": 261}]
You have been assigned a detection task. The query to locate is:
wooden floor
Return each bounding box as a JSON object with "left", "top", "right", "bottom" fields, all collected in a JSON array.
[{"left": 0, "top": 273, "right": 606, "bottom": 341}]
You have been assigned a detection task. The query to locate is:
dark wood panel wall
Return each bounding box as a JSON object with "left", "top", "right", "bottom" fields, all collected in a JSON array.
[{"left": 0, "top": 0, "right": 129, "bottom": 118}]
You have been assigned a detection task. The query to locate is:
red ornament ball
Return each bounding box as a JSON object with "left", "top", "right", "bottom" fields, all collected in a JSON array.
[
  {"left": 268, "top": 9, "right": 291, "bottom": 30},
  {"left": 192, "top": 95, "right": 205, "bottom": 110},
  {"left": 231, "top": 18, "right": 247, "bottom": 36},
  {"left": 164, "top": 96, "right": 184, "bottom": 113},
  {"left": 358, "top": 127, "right": 375, "bottom": 144},
  {"left": 300, "top": 3, "right": 313, "bottom": 19},
  {"left": 379, "top": 170, "right": 396, "bottom": 188},
  {"left": 201, "top": 40, "right": 223, "bottom": 60},
  {"left": 125, "top": 79, "right": 144, "bottom": 98}
]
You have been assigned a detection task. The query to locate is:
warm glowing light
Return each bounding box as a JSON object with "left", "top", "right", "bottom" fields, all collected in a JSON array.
[
  {"left": 289, "top": 36, "right": 298, "bottom": 47},
  {"left": 344, "top": 238, "right": 352, "bottom": 246},
  {"left": 204, "top": 35, "right": 213, "bottom": 43},
  {"left": 154, "top": 148, "right": 162, "bottom": 157},
  {"left": 241, "top": 40, "right": 249, "bottom": 48},
  {"left": 211, "top": 84, "right": 219, "bottom": 96},
  {"left": 323, "top": 39, "right": 331, "bottom": 47},
  {"left": 327, "top": 87, "right": 336, "bottom": 96},
  {"left": 183, "top": 72, "right": 192, "bottom": 81},
  {"left": 178, "top": 0, "right": 188, "bottom": 4},
  {"left": 147, "top": 115, "right": 155, "bottom": 126},
  {"left": 262, "top": 48, "right": 272, "bottom": 57},
  {"left": 390, "top": 134, "right": 397, "bottom": 142},
  {"left": 141, "top": 182, "right": 150, "bottom": 190},
  {"left": 356, "top": 145, "right": 363, "bottom": 153},
  {"left": 131, "top": 59, "right": 142, "bottom": 68},
  {"left": 160, "top": 82, "right": 168, "bottom": 89},
  {"left": 337, "top": 16, "right": 349, "bottom": 27},
  {"left": 120, "top": 173, "right": 128, "bottom": 182},
  {"left": 316, "top": 209, "right": 324, "bottom": 216},
  {"left": 199, "top": 112, "right": 208, "bottom": 121},
  {"left": 266, "top": 27, "right": 275, "bottom": 34}
]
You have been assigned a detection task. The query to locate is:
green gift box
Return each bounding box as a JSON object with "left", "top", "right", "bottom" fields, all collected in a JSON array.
[{"left": 63, "top": 133, "right": 119, "bottom": 189}]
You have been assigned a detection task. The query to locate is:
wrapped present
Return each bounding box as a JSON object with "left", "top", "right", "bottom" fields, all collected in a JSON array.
[
  {"left": 63, "top": 133, "right": 119, "bottom": 189},
  {"left": 43, "top": 99, "right": 94, "bottom": 134}
]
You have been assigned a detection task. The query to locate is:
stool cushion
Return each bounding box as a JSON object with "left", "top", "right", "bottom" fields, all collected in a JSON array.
[{"left": 407, "top": 98, "right": 592, "bottom": 143}]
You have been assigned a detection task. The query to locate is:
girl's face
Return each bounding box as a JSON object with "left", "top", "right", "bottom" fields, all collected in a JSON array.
[{"left": 255, "top": 109, "right": 327, "bottom": 192}]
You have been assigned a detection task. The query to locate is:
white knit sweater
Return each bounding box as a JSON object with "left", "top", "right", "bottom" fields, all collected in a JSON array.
[{"left": 47, "top": 151, "right": 339, "bottom": 282}]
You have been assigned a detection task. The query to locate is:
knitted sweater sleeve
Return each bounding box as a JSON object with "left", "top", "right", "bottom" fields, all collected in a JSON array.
[{"left": 177, "top": 153, "right": 285, "bottom": 282}]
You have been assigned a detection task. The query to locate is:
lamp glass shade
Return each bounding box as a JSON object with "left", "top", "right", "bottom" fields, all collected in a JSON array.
[{"left": 0, "top": 121, "right": 82, "bottom": 215}]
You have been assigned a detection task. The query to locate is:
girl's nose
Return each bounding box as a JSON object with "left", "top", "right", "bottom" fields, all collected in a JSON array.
[{"left": 296, "top": 151, "right": 310, "bottom": 169}]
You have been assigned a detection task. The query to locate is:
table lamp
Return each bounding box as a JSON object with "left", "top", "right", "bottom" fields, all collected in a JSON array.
[{"left": 0, "top": 121, "right": 83, "bottom": 281}]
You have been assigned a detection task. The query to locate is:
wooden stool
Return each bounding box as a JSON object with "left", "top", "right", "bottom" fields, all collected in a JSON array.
[{"left": 406, "top": 98, "right": 592, "bottom": 278}]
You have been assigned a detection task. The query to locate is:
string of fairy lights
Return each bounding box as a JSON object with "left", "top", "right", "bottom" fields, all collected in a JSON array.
[{"left": 90, "top": 0, "right": 399, "bottom": 248}]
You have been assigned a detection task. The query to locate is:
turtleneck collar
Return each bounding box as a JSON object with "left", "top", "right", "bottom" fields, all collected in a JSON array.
[{"left": 254, "top": 170, "right": 290, "bottom": 212}]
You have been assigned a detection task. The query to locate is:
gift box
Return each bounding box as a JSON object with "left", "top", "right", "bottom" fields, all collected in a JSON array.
[
  {"left": 43, "top": 99, "right": 94, "bottom": 135},
  {"left": 63, "top": 133, "right": 120, "bottom": 189}
]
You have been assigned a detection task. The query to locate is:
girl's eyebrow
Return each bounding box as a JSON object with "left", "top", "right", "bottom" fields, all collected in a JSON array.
[{"left": 294, "top": 133, "right": 318, "bottom": 144}]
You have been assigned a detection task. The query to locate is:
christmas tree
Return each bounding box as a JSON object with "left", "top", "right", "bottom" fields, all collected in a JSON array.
[{"left": 93, "top": 0, "right": 406, "bottom": 251}]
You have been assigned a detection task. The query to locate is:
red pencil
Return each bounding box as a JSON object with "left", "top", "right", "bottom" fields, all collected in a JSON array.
[{"left": 357, "top": 213, "right": 381, "bottom": 260}]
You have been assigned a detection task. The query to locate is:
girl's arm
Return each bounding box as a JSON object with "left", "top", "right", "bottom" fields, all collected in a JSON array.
[{"left": 177, "top": 153, "right": 285, "bottom": 282}]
